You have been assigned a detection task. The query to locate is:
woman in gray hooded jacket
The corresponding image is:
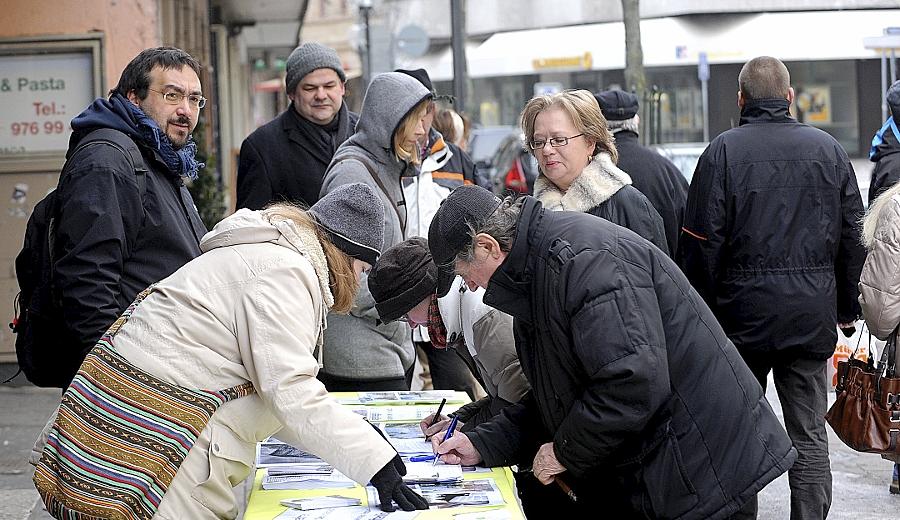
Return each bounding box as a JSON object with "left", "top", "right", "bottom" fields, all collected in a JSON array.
[{"left": 317, "top": 72, "right": 433, "bottom": 390}]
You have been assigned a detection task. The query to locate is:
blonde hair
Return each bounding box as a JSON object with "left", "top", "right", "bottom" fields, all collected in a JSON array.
[
  {"left": 519, "top": 89, "right": 619, "bottom": 164},
  {"left": 393, "top": 99, "right": 431, "bottom": 164},
  {"left": 433, "top": 108, "right": 465, "bottom": 146},
  {"left": 263, "top": 204, "right": 359, "bottom": 313}
]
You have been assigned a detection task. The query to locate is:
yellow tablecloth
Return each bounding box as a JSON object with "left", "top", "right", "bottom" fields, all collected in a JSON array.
[{"left": 243, "top": 391, "right": 525, "bottom": 519}]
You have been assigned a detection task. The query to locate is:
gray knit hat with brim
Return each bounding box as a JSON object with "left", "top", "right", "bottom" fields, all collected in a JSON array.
[
  {"left": 285, "top": 42, "right": 347, "bottom": 95},
  {"left": 310, "top": 183, "right": 384, "bottom": 265},
  {"left": 369, "top": 237, "right": 438, "bottom": 322}
]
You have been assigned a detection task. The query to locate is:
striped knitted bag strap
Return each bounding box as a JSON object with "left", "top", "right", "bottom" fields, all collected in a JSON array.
[{"left": 33, "top": 286, "right": 255, "bottom": 520}]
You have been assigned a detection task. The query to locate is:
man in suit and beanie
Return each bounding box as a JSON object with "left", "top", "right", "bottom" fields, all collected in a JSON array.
[
  {"left": 236, "top": 42, "right": 357, "bottom": 210},
  {"left": 595, "top": 89, "right": 688, "bottom": 257}
]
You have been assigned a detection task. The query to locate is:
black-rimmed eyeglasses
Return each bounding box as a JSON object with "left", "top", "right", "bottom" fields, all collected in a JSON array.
[
  {"left": 529, "top": 133, "right": 584, "bottom": 150},
  {"left": 148, "top": 88, "right": 207, "bottom": 109}
]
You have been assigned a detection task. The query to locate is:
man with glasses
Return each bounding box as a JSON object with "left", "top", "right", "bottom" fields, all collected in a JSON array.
[{"left": 50, "top": 47, "right": 207, "bottom": 386}]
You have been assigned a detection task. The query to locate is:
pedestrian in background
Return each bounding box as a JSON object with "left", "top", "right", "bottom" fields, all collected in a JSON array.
[
  {"left": 236, "top": 42, "right": 357, "bottom": 210},
  {"left": 521, "top": 89, "right": 669, "bottom": 254},
  {"left": 868, "top": 80, "right": 900, "bottom": 204},
  {"left": 45, "top": 47, "right": 207, "bottom": 388},
  {"left": 428, "top": 185, "right": 795, "bottom": 519},
  {"left": 679, "top": 56, "right": 866, "bottom": 519},
  {"left": 595, "top": 89, "right": 688, "bottom": 257},
  {"left": 32, "top": 183, "right": 428, "bottom": 517},
  {"left": 316, "top": 72, "right": 432, "bottom": 391}
]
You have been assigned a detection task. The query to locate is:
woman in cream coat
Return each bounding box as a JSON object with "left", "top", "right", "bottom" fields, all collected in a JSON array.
[
  {"left": 33, "top": 183, "right": 428, "bottom": 518},
  {"left": 858, "top": 180, "right": 900, "bottom": 490}
]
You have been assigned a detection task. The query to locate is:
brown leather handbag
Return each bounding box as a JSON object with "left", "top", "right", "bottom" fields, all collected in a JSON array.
[{"left": 826, "top": 327, "right": 900, "bottom": 455}]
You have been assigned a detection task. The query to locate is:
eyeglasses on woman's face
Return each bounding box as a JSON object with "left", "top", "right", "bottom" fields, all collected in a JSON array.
[{"left": 528, "top": 133, "right": 584, "bottom": 150}]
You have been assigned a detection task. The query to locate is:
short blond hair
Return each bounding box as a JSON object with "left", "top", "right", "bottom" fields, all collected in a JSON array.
[
  {"left": 393, "top": 99, "right": 432, "bottom": 164},
  {"left": 519, "top": 89, "right": 618, "bottom": 164},
  {"left": 263, "top": 204, "right": 359, "bottom": 314}
]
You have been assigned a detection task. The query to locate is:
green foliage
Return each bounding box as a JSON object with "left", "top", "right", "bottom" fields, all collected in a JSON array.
[{"left": 187, "top": 120, "right": 226, "bottom": 229}]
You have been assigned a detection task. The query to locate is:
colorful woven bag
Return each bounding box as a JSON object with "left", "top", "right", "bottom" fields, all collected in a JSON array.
[{"left": 33, "top": 288, "right": 255, "bottom": 519}]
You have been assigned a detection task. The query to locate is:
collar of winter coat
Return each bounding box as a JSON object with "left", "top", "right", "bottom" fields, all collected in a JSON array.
[
  {"left": 69, "top": 92, "right": 203, "bottom": 180},
  {"left": 533, "top": 152, "right": 632, "bottom": 213},
  {"left": 333, "top": 72, "right": 431, "bottom": 169},
  {"left": 483, "top": 197, "right": 545, "bottom": 324},
  {"left": 284, "top": 101, "right": 355, "bottom": 165},
  {"left": 419, "top": 128, "right": 453, "bottom": 174},
  {"left": 738, "top": 98, "right": 794, "bottom": 126},
  {"left": 870, "top": 117, "right": 900, "bottom": 162}
]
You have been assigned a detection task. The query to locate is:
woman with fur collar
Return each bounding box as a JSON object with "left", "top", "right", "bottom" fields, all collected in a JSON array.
[
  {"left": 858, "top": 180, "right": 900, "bottom": 487},
  {"left": 521, "top": 90, "right": 668, "bottom": 254}
]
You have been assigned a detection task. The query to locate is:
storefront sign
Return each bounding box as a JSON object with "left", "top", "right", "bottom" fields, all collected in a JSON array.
[
  {"left": 532, "top": 52, "right": 593, "bottom": 72},
  {"left": 0, "top": 52, "right": 95, "bottom": 156}
]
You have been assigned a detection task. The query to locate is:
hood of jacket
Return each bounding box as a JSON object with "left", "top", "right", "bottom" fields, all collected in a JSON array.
[
  {"left": 870, "top": 117, "right": 900, "bottom": 162},
  {"left": 69, "top": 93, "right": 203, "bottom": 179},
  {"left": 200, "top": 208, "right": 334, "bottom": 311},
  {"left": 533, "top": 152, "right": 632, "bottom": 213},
  {"left": 334, "top": 72, "right": 431, "bottom": 167},
  {"left": 420, "top": 128, "right": 452, "bottom": 174}
]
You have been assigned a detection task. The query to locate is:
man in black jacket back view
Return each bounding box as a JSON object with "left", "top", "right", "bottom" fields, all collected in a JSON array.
[
  {"left": 868, "top": 80, "right": 900, "bottom": 204},
  {"left": 595, "top": 89, "right": 688, "bottom": 257},
  {"left": 679, "top": 56, "right": 866, "bottom": 519},
  {"left": 53, "top": 47, "right": 208, "bottom": 386}
]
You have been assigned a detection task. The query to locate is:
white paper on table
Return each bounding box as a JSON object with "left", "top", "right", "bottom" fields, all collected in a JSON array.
[
  {"left": 262, "top": 470, "right": 355, "bottom": 490},
  {"left": 452, "top": 509, "right": 511, "bottom": 520},
  {"left": 338, "top": 390, "right": 459, "bottom": 405},
  {"left": 389, "top": 437, "right": 433, "bottom": 456},
  {"left": 402, "top": 461, "right": 463, "bottom": 484},
  {"left": 274, "top": 505, "right": 419, "bottom": 520},
  {"left": 415, "top": 479, "right": 505, "bottom": 508},
  {"left": 280, "top": 495, "right": 361, "bottom": 510},
  {"left": 364, "top": 407, "right": 434, "bottom": 422}
]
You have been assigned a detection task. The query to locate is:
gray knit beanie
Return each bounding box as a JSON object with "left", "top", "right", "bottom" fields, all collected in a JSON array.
[
  {"left": 285, "top": 42, "right": 347, "bottom": 95},
  {"left": 309, "top": 183, "right": 384, "bottom": 265}
]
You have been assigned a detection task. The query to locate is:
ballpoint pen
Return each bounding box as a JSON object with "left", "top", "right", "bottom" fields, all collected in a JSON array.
[
  {"left": 428, "top": 398, "right": 447, "bottom": 428},
  {"left": 433, "top": 415, "right": 459, "bottom": 467}
]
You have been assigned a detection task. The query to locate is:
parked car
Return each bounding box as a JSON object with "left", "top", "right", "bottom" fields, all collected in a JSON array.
[
  {"left": 468, "top": 126, "right": 515, "bottom": 189},
  {"left": 489, "top": 132, "right": 539, "bottom": 196}
]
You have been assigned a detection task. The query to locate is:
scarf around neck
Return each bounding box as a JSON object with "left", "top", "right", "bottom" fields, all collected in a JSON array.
[{"left": 70, "top": 92, "right": 204, "bottom": 179}]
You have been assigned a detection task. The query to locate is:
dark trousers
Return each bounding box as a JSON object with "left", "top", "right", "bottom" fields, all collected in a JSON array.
[
  {"left": 416, "top": 341, "right": 481, "bottom": 401},
  {"left": 742, "top": 350, "right": 831, "bottom": 520},
  {"left": 317, "top": 363, "right": 414, "bottom": 391}
]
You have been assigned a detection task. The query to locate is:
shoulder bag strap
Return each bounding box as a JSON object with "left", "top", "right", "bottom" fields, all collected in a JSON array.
[{"left": 337, "top": 154, "right": 406, "bottom": 236}]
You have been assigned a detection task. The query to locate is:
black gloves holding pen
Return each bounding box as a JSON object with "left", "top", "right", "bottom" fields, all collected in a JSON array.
[{"left": 367, "top": 421, "right": 429, "bottom": 512}]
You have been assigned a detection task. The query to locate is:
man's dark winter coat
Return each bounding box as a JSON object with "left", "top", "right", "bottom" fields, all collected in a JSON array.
[
  {"left": 679, "top": 99, "right": 866, "bottom": 359},
  {"left": 236, "top": 103, "right": 358, "bottom": 209},
  {"left": 614, "top": 130, "right": 688, "bottom": 256},
  {"left": 55, "top": 100, "right": 207, "bottom": 383},
  {"left": 467, "top": 197, "right": 796, "bottom": 519}
]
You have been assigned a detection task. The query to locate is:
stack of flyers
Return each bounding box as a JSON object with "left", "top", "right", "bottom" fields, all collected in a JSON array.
[
  {"left": 402, "top": 461, "right": 463, "bottom": 484},
  {"left": 268, "top": 463, "right": 334, "bottom": 476},
  {"left": 262, "top": 469, "right": 355, "bottom": 490},
  {"left": 280, "top": 495, "right": 362, "bottom": 511}
]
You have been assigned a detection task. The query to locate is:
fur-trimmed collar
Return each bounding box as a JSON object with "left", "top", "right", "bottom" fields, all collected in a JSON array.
[{"left": 533, "top": 152, "right": 632, "bottom": 213}]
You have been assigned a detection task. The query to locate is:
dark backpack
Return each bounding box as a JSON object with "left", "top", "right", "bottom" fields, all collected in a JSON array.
[{"left": 12, "top": 128, "right": 147, "bottom": 388}]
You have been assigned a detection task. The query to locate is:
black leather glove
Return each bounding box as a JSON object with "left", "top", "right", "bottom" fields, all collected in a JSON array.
[{"left": 369, "top": 454, "right": 430, "bottom": 512}]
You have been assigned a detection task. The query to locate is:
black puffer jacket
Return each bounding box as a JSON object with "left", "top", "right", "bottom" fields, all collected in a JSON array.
[
  {"left": 868, "top": 118, "right": 900, "bottom": 204},
  {"left": 679, "top": 99, "right": 866, "bottom": 358},
  {"left": 614, "top": 130, "right": 688, "bottom": 256},
  {"left": 467, "top": 197, "right": 796, "bottom": 519}
]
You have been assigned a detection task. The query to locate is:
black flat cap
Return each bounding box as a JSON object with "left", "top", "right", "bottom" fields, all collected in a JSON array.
[{"left": 595, "top": 90, "right": 639, "bottom": 120}]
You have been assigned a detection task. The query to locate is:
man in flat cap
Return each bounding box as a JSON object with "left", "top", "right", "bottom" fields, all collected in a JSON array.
[
  {"left": 236, "top": 42, "right": 358, "bottom": 210},
  {"left": 595, "top": 89, "right": 688, "bottom": 256}
]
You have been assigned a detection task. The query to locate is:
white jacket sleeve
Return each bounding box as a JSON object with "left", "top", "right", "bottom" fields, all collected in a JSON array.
[
  {"left": 860, "top": 198, "right": 900, "bottom": 341},
  {"left": 233, "top": 260, "right": 395, "bottom": 485}
]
